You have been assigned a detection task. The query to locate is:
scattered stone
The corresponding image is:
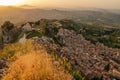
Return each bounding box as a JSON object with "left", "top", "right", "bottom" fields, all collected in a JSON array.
[
  {"left": 111, "top": 69, "right": 120, "bottom": 79},
  {"left": 34, "top": 28, "right": 120, "bottom": 80},
  {"left": 0, "top": 69, "right": 4, "bottom": 74},
  {"left": 0, "top": 19, "right": 120, "bottom": 80}
]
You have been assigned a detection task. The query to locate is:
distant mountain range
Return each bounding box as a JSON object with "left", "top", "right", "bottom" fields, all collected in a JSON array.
[
  {"left": 18, "top": 5, "right": 37, "bottom": 9},
  {"left": 108, "top": 9, "right": 120, "bottom": 14},
  {"left": 0, "top": 6, "right": 120, "bottom": 26}
]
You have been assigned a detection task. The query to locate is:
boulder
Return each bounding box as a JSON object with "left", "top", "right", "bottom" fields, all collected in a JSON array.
[
  {"left": 0, "top": 69, "right": 4, "bottom": 74},
  {"left": 0, "top": 58, "right": 6, "bottom": 69},
  {"left": 22, "top": 23, "right": 32, "bottom": 32},
  {"left": 1, "top": 21, "right": 20, "bottom": 43},
  {"left": 0, "top": 58, "right": 6, "bottom": 77},
  {"left": 110, "top": 69, "right": 120, "bottom": 79}
]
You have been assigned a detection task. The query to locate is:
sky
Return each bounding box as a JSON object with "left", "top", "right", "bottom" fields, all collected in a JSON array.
[
  {"left": 27, "top": 0, "right": 120, "bottom": 9},
  {"left": 0, "top": 0, "right": 120, "bottom": 9}
]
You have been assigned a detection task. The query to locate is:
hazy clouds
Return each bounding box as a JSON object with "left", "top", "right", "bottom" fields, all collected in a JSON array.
[{"left": 25, "top": 0, "right": 120, "bottom": 9}]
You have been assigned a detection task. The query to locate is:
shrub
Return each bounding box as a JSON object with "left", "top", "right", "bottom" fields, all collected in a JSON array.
[{"left": 26, "top": 30, "right": 42, "bottom": 39}]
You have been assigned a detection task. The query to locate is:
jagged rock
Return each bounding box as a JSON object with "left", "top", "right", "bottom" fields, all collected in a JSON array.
[
  {"left": 19, "top": 34, "right": 27, "bottom": 43},
  {"left": 0, "top": 19, "right": 120, "bottom": 80},
  {"left": 22, "top": 23, "right": 32, "bottom": 32},
  {"left": 1, "top": 21, "right": 20, "bottom": 43},
  {"left": 0, "top": 58, "right": 6, "bottom": 69},
  {"left": 0, "top": 69, "right": 4, "bottom": 74},
  {"left": 110, "top": 69, "right": 120, "bottom": 79},
  {"left": 0, "top": 58, "right": 6, "bottom": 77},
  {"left": 34, "top": 28, "right": 120, "bottom": 80}
]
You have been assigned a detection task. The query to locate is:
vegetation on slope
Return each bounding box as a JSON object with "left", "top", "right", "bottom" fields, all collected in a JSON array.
[
  {"left": 79, "top": 24, "right": 120, "bottom": 48},
  {"left": 0, "top": 40, "right": 71, "bottom": 80},
  {"left": 0, "top": 19, "right": 120, "bottom": 80},
  {"left": 1, "top": 19, "right": 120, "bottom": 48}
]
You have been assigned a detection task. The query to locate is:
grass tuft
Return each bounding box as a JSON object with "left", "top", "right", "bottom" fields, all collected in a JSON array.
[{"left": 1, "top": 40, "right": 71, "bottom": 80}]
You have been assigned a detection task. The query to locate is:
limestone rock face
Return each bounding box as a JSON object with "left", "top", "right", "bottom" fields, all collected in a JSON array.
[
  {"left": 0, "top": 58, "right": 6, "bottom": 77},
  {"left": 1, "top": 21, "right": 19, "bottom": 43},
  {"left": 35, "top": 28, "right": 120, "bottom": 80},
  {"left": 22, "top": 23, "right": 32, "bottom": 32},
  {"left": 0, "top": 19, "right": 120, "bottom": 80}
]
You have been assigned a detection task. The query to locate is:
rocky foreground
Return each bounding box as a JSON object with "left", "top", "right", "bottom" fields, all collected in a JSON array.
[
  {"left": 34, "top": 29, "right": 120, "bottom": 80},
  {"left": 0, "top": 19, "right": 120, "bottom": 80}
]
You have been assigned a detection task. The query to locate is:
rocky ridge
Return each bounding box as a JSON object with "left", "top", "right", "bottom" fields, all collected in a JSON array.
[
  {"left": 34, "top": 29, "right": 120, "bottom": 80},
  {"left": 0, "top": 19, "right": 120, "bottom": 80}
]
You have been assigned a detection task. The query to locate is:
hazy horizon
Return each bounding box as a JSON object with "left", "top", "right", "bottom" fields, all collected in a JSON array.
[
  {"left": 28, "top": 0, "right": 120, "bottom": 9},
  {"left": 0, "top": 0, "right": 120, "bottom": 9}
]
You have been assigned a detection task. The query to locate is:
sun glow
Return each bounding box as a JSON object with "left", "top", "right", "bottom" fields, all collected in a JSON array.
[{"left": 0, "top": 0, "right": 27, "bottom": 6}]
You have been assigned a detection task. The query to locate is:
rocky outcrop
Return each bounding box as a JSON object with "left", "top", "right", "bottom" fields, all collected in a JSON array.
[
  {"left": 0, "top": 19, "right": 120, "bottom": 80},
  {"left": 1, "top": 21, "right": 21, "bottom": 43},
  {"left": 0, "top": 58, "right": 6, "bottom": 77},
  {"left": 34, "top": 28, "right": 120, "bottom": 80},
  {"left": 22, "top": 23, "right": 32, "bottom": 32}
]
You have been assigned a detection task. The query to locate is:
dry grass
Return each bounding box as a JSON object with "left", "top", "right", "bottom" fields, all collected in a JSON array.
[
  {"left": 1, "top": 40, "right": 71, "bottom": 80},
  {"left": 0, "top": 40, "right": 34, "bottom": 59}
]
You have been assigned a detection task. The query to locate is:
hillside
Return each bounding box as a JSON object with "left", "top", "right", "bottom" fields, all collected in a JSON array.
[
  {"left": 0, "top": 6, "right": 120, "bottom": 27},
  {"left": 0, "top": 19, "right": 120, "bottom": 80},
  {"left": 0, "top": 41, "right": 72, "bottom": 80}
]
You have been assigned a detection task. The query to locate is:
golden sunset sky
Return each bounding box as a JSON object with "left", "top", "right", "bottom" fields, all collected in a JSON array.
[{"left": 0, "top": 0, "right": 120, "bottom": 9}]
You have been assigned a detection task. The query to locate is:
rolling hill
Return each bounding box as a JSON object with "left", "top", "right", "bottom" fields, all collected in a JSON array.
[{"left": 0, "top": 6, "right": 120, "bottom": 27}]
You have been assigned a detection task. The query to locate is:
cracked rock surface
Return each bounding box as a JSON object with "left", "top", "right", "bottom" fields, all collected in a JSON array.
[{"left": 34, "top": 29, "right": 120, "bottom": 80}]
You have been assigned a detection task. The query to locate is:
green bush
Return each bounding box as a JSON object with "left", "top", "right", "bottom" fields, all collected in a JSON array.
[{"left": 26, "top": 30, "right": 42, "bottom": 39}]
